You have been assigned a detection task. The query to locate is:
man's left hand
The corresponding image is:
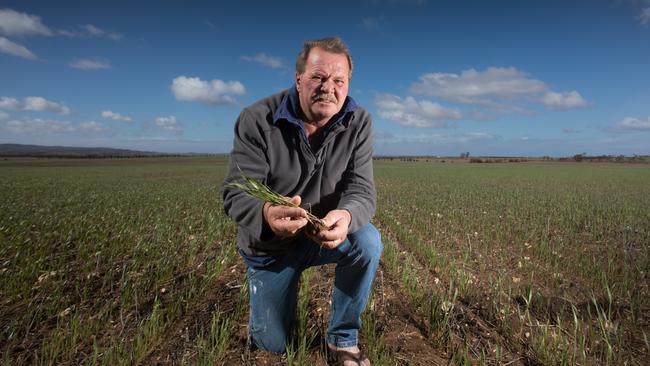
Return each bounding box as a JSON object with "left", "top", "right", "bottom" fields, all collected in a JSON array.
[{"left": 307, "top": 209, "right": 351, "bottom": 249}]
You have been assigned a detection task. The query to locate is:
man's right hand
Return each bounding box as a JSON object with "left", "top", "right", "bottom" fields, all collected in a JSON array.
[{"left": 263, "top": 196, "right": 308, "bottom": 238}]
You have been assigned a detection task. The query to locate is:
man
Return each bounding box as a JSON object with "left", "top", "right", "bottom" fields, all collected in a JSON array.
[{"left": 222, "top": 37, "right": 382, "bottom": 365}]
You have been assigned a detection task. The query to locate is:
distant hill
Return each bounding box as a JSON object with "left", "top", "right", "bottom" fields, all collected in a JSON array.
[{"left": 0, "top": 144, "right": 163, "bottom": 158}]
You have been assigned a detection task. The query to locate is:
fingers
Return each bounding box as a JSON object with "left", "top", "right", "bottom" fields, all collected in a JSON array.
[
  {"left": 308, "top": 209, "right": 351, "bottom": 248},
  {"left": 289, "top": 195, "right": 301, "bottom": 206},
  {"left": 263, "top": 196, "right": 308, "bottom": 238},
  {"left": 278, "top": 217, "right": 308, "bottom": 236},
  {"left": 316, "top": 221, "right": 346, "bottom": 241},
  {"left": 273, "top": 205, "right": 305, "bottom": 220},
  {"left": 319, "top": 236, "right": 346, "bottom": 249},
  {"left": 269, "top": 215, "right": 307, "bottom": 237}
]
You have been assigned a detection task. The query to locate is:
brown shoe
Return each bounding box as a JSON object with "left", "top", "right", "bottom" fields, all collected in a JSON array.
[{"left": 327, "top": 344, "right": 371, "bottom": 366}]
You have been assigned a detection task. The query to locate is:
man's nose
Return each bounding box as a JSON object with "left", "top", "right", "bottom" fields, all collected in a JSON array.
[{"left": 320, "top": 78, "right": 335, "bottom": 93}]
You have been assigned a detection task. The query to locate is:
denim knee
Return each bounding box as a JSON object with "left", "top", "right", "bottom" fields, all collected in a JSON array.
[
  {"left": 247, "top": 266, "right": 298, "bottom": 353},
  {"left": 349, "top": 223, "right": 383, "bottom": 265},
  {"left": 250, "top": 328, "right": 287, "bottom": 353}
]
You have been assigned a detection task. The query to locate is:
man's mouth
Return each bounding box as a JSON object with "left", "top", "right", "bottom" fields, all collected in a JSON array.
[{"left": 313, "top": 94, "right": 336, "bottom": 104}]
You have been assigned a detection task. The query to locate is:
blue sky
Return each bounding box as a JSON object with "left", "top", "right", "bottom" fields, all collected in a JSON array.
[{"left": 1, "top": 0, "right": 649, "bottom": 156}]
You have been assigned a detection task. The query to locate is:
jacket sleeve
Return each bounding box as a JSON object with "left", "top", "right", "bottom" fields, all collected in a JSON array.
[
  {"left": 222, "top": 109, "right": 274, "bottom": 241},
  {"left": 337, "top": 112, "right": 377, "bottom": 233}
]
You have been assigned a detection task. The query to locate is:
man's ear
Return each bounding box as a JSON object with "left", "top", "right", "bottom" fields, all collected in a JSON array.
[{"left": 295, "top": 72, "right": 301, "bottom": 90}]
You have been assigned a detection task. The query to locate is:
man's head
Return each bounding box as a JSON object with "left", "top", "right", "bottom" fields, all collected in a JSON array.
[{"left": 295, "top": 37, "right": 353, "bottom": 125}]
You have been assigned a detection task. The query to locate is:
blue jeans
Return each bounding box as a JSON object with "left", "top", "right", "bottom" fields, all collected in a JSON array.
[{"left": 246, "top": 223, "right": 383, "bottom": 353}]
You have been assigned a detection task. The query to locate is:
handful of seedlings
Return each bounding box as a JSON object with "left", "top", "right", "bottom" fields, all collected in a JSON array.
[{"left": 226, "top": 171, "right": 330, "bottom": 233}]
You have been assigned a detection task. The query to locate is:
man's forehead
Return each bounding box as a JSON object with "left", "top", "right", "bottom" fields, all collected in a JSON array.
[
  {"left": 306, "top": 49, "right": 348, "bottom": 72},
  {"left": 307, "top": 63, "right": 348, "bottom": 75}
]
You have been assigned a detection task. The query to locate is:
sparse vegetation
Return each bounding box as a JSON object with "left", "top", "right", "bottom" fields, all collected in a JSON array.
[{"left": 1, "top": 157, "right": 648, "bottom": 365}]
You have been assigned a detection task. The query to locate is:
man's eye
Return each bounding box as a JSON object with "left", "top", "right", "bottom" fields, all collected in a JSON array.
[{"left": 335, "top": 80, "right": 345, "bottom": 86}]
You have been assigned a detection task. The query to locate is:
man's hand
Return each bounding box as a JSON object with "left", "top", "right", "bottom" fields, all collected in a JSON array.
[
  {"left": 307, "top": 209, "right": 351, "bottom": 249},
  {"left": 263, "top": 196, "right": 308, "bottom": 238}
]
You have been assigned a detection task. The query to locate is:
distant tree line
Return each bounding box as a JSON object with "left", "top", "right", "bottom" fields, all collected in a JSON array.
[
  {"left": 0, "top": 153, "right": 225, "bottom": 159},
  {"left": 469, "top": 158, "right": 528, "bottom": 163},
  {"left": 559, "top": 154, "right": 649, "bottom": 163},
  {"left": 373, "top": 154, "right": 649, "bottom": 164}
]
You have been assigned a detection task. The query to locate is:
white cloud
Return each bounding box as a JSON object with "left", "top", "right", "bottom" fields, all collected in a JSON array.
[
  {"left": 58, "top": 24, "right": 122, "bottom": 40},
  {"left": 0, "top": 8, "right": 52, "bottom": 36},
  {"left": 155, "top": 115, "right": 183, "bottom": 134},
  {"left": 375, "top": 131, "right": 497, "bottom": 144},
  {"left": 79, "top": 121, "right": 106, "bottom": 132},
  {"left": 375, "top": 94, "right": 461, "bottom": 128},
  {"left": 640, "top": 6, "right": 650, "bottom": 25},
  {"left": 0, "top": 111, "right": 8, "bottom": 120},
  {"left": 83, "top": 24, "right": 103, "bottom": 36},
  {"left": 541, "top": 91, "right": 588, "bottom": 109},
  {"left": 23, "top": 97, "right": 71, "bottom": 115},
  {"left": 171, "top": 76, "right": 245, "bottom": 105},
  {"left": 0, "top": 36, "right": 37, "bottom": 59},
  {"left": 0, "top": 96, "right": 19, "bottom": 110},
  {"left": 56, "top": 29, "right": 76, "bottom": 37},
  {"left": 0, "top": 10, "right": 123, "bottom": 41},
  {"left": 70, "top": 58, "right": 111, "bottom": 70},
  {"left": 1, "top": 96, "right": 71, "bottom": 115},
  {"left": 410, "top": 67, "right": 587, "bottom": 111},
  {"left": 5, "top": 118, "right": 75, "bottom": 134},
  {"left": 241, "top": 53, "right": 284, "bottom": 69},
  {"left": 410, "top": 67, "right": 547, "bottom": 104},
  {"left": 101, "top": 110, "right": 132, "bottom": 122},
  {"left": 617, "top": 116, "right": 650, "bottom": 130},
  {"left": 81, "top": 24, "right": 122, "bottom": 40},
  {"left": 4, "top": 117, "right": 108, "bottom": 135}
]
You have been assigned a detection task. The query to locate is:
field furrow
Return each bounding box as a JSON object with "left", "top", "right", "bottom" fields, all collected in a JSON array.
[{"left": 2, "top": 157, "right": 649, "bottom": 365}]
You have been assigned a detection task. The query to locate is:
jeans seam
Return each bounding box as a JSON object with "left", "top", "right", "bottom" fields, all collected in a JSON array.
[{"left": 327, "top": 335, "right": 357, "bottom": 348}]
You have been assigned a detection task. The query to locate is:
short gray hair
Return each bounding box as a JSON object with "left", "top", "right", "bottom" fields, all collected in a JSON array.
[{"left": 295, "top": 37, "right": 353, "bottom": 79}]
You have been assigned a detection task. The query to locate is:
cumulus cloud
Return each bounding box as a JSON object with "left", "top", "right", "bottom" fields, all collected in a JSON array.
[
  {"left": 410, "top": 67, "right": 587, "bottom": 111},
  {"left": 3, "top": 117, "right": 108, "bottom": 135},
  {"left": 541, "top": 91, "right": 588, "bottom": 109},
  {"left": 1, "top": 96, "right": 70, "bottom": 114},
  {"left": 101, "top": 110, "right": 132, "bottom": 122},
  {"left": 23, "top": 97, "right": 71, "bottom": 115},
  {"left": 410, "top": 67, "right": 547, "bottom": 103},
  {"left": 155, "top": 115, "right": 182, "bottom": 134},
  {"left": 5, "top": 118, "right": 75, "bottom": 134},
  {"left": 0, "top": 36, "right": 37, "bottom": 59},
  {"left": 375, "top": 94, "right": 461, "bottom": 128},
  {"left": 0, "top": 96, "right": 19, "bottom": 110},
  {"left": 79, "top": 121, "right": 106, "bottom": 132},
  {"left": 171, "top": 76, "right": 245, "bottom": 105},
  {"left": 0, "top": 8, "right": 52, "bottom": 36},
  {"left": 375, "top": 130, "right": 497, "bottom": 145},
  {"left": 70, "top": 58, "right": 111, "bottom": 70},
  {"left": 241, "top": 53, "right": 284, "bottom": 69},
  {"left": 640, "top": 6, "right": 650, "bottom": 25},
  {"left": 617, "top": 116, "right": 650, "bottom": 130}
]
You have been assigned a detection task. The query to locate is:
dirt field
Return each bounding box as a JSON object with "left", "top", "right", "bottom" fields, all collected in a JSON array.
[{"left": 1, "top": 157, "right": 648, "bottom": 365}]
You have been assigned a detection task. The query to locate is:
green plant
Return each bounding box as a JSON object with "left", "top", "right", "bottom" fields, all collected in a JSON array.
[{"left": 225, "top": 169, "right": 329, "bottom": 232}]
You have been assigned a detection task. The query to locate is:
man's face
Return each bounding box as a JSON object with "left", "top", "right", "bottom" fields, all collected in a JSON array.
[{"left": 296, "top": 47, "right": 350, "bottom": 124}]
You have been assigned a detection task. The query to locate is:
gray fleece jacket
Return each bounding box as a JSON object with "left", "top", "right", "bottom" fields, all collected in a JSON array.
[{"left": 222, "top": 86, "right": 376, "bottom": 257}]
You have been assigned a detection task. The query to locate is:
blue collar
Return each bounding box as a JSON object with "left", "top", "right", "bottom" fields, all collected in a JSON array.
[{"left": 273, "top": 85, "right": 357, "bottom": 130}]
